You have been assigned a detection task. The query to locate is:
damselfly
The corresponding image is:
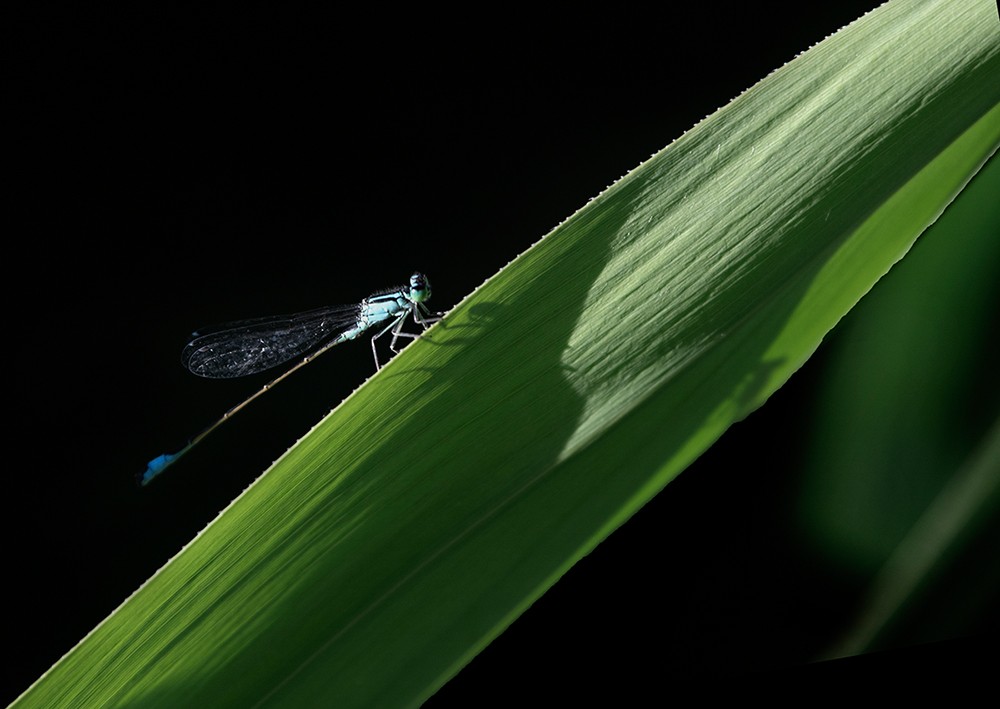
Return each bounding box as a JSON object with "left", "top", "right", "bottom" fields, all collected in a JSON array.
[{"left": 139, "top": 272, "right": 442, "bottom": 486}]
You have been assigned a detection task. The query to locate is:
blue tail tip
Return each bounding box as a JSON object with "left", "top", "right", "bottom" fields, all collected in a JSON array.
[{"left": 138, "top": 452, "right": 178, "bottom": 486}]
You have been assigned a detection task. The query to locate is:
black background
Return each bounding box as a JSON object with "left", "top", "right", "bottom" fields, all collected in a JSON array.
[{"left": 8, "top": 3, "right": 988, "bottom": 704}]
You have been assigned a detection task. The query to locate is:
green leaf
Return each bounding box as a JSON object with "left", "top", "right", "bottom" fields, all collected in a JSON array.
[{"left": 15, "top": 1, "right": 999, "bottom": 706}]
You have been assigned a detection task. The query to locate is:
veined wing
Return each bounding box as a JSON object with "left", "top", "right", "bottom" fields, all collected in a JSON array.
[{"left": 181, "top": 303, "right": 361, "bottom": 378}]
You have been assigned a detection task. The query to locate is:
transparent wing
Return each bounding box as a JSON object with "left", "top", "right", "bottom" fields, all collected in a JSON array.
[{"left": 181, "top": 303, "right": 361, "bottom": 378}]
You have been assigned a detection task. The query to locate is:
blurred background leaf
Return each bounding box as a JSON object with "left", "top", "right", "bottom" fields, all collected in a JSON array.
[{"left": 800, "top": 149, "right": 999, "bottom": 656}]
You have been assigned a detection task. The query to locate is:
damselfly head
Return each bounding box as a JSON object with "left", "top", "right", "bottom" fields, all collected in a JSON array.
[{"left": 409, "top": 272, "right": 431, "bottom": 302}]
